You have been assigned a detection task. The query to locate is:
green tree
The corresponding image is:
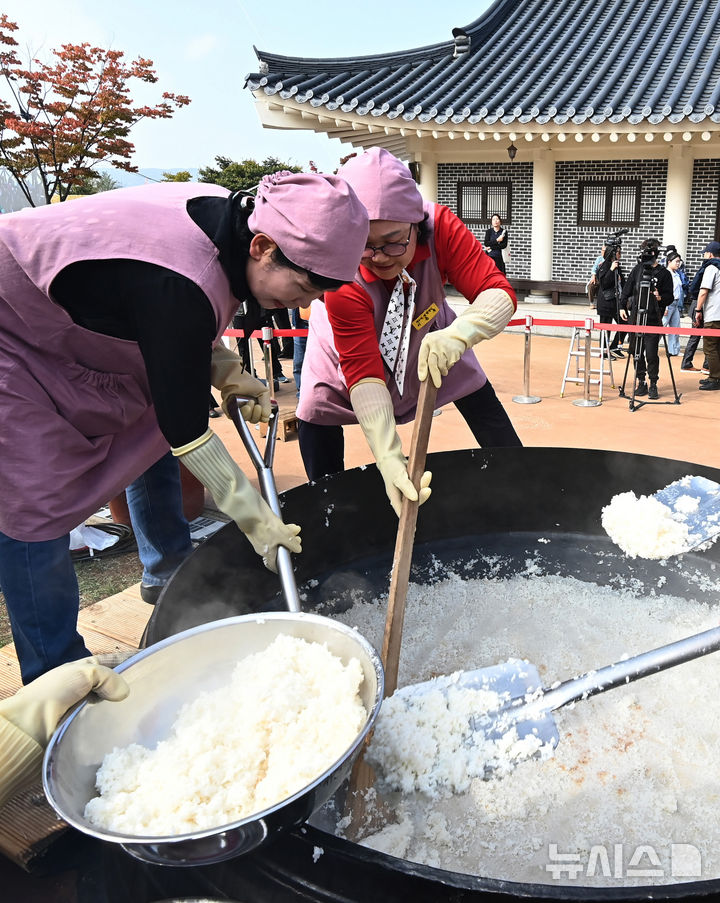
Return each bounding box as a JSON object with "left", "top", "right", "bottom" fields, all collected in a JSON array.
[
  {"left": 162, "top": 170, "right": 192, "bottom": 182},
  {"left": 0, "top": 14, "right": 190, "bottom": 205},
  {"left": 73, "top": 171, "right": 121, "bottom": 194},
  {"left": 198, "top": 155, "right": 301, "bottom": 193}
]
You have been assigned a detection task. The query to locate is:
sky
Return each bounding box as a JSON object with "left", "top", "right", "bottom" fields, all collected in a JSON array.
[{"left": 1, "top": 1, "right": 493, "bottom": 175}]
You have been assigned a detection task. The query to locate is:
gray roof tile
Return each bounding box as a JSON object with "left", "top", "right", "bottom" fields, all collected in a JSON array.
[{"left": 245, "top": 0, "right": 720, "bottom": 126}]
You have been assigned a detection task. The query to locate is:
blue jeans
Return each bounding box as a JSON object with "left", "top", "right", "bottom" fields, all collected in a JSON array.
[
  {"left": 0, "top": 531, "right": 90, "bottom": 684},
  {"left": 662, "top": 303, "right": 681, "bottom": 356},
  {"left": 292, "top": 308, "right": 307, "bottom": 398},
  {"left": 125, "top": 452, "right": 193, "bottom": 587},
  {"left": 0, "top": 451, "right": 192, "bottom": 682}
]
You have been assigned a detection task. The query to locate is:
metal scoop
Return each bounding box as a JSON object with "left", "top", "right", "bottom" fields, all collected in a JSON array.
[
  {"left": 396, "top": 624, "right": 720, "bottom": 778},
  {"left": 653, "top": 475, "right": 720, "bottom": 552},
  {"left": 226, "top": 393, "right": 300, "bottom": 612},
  {"left": 226, "top": 324, "right": 301, "bottom": 610}
]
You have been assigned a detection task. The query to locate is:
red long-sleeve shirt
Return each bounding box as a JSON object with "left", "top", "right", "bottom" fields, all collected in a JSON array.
[{"left": 324, "top": 204, "right": 516, "bottom": 389}]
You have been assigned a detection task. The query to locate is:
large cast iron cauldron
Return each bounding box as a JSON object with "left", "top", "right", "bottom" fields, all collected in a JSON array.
[{"left": 128, "top": 447, "right": 720, "bottom": 903}]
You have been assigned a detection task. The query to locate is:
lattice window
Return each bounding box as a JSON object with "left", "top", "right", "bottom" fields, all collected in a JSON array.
[
  {"left": 577, "top": 180, "right": 641, "bottom": 227},
  {"left": 457, "top": 180, "right": 512, "bottom": 225}
]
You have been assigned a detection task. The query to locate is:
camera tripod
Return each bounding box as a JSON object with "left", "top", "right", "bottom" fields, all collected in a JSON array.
[{"left": 618, "top": 269, "right": 681, "bottom": 411}]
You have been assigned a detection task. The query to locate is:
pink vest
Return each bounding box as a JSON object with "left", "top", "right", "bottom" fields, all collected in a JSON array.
[
  {"left": 0, "top": 183, "right": 239, "bottom": 541},
  {"left": 297, "top": 202, "right": 487, "bottom": 426}
]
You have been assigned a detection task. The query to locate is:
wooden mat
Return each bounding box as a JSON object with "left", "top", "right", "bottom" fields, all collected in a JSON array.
[{"left": 0, "top": 584, "right": 151, "bottom": 870}]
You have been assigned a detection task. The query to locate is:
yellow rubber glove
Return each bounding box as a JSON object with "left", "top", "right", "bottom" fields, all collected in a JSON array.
[
  {"left": 418, "top": 289, "right": 514, "bottom": 388},
  {"left": 172, "top": 430, "right": 301, "bottom": 571},
  {"left": 211, "top": 343, "right": 271, "bottom": 423},
  {"left": 350, "top": 379, "right": 432, "bottom": 517},
  {"left": 0, "top": 657, "right": 130, "bottom": 748}
]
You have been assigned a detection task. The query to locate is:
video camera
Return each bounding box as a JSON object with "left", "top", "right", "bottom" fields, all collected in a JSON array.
[
  {"left": 637, "top": 237, "right": 661, "bottom": 266},
  {"left": 604, "top": 228, "right": 629, "bottom": 260}
]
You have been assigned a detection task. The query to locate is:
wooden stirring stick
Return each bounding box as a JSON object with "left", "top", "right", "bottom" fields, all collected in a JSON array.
[
  {"left": 381, "top": 376, "right": 438, "bottom": 696},
  {"left": 347, "top": 377, "right": 439, "bottom": 835}
]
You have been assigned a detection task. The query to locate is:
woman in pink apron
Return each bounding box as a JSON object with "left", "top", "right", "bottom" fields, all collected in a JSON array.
[
  {"left": 297, "top": 147, "right": 521, "bottom": 517},
  {"left": 0, "top": 173, "right": 368, "bottom": 682}
]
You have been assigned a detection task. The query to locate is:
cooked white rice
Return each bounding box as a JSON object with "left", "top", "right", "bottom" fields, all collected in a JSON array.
[
  {"left": 601, "top": 491, "right": 690, "bottom": 558},
  {"left": 333, "top": 567, "right": 720, "bottom": 886},
  {"left": 84, "top": 634, "right": 366, "bottom": 835}
]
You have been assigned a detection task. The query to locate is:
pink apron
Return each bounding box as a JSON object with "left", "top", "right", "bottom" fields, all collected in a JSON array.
[
  {"left": 297, "top": 202, "right": 487, "bottom": 426},
  {"left": 0, "top": 183, "right": 239, "bottom": 541}
]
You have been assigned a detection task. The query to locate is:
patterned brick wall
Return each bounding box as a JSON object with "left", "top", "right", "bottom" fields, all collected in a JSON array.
[
  {"left": 687, "top": 159, "right": 720, "bottom": 278},
  {"left": 438, "top": 157, "right": 718, "bottom": 285},
  {"left": 437, "top": 161, "right": 533, "bottom": 278},
  {"left": 553, "top": 159, "right": 668, "bottom": 282}
]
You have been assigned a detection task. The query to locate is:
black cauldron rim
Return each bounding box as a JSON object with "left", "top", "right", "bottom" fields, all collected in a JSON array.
[{"left": 290, "top": 821, "right": 717, "bottom": 902}]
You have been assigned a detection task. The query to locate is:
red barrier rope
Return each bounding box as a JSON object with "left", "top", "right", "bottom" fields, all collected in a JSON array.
[
  {"left": 223, "top": 328, "right": 308, "bottom": 338},
  {"left": 505, "top": 317, "right": 714, "bottom": 338},
  {"left": 223, "top": 320, "right": 714, "bottom": 341}
]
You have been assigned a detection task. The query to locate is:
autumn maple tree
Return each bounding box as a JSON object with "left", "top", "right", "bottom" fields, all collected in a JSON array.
[{"left": 0, "top": 14, "right": 190, "bottom": 205}]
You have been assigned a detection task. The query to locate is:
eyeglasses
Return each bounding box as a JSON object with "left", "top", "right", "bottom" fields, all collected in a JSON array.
[{"left": 361, "top": 224, "right": 414, "bottom": 260}]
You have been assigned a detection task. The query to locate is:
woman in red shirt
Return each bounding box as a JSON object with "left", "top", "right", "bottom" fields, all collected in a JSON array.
[{"left": 296, "top": 147, "right": 521, "bottom": 517}]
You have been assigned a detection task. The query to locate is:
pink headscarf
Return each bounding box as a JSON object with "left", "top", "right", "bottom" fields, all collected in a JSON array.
[
  {"left": 248, "top": 171, "right": 368, "bottom": 282},
  {"left": 337, "top": 148, "right": 425, "bottom": 223}
]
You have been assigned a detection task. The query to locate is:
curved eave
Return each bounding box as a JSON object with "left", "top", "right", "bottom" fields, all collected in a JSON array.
[
  {"left": 248, "top": 85, "right": 720, "bottom": 127},
  {"left": 251, "top": 96, "right": 720, "bottom": 162},
  {"left": 245, "top": 0, "right": 720, "bottom": 130}
]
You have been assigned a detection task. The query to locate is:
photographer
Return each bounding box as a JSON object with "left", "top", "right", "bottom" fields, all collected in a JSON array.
[
  {"left": 693, "top": 240, "right": 720, "bottom": 391},
  {"left": 596, "top": 239, "right": 626, "bottom": 357},
  {"left": 620, "top": 238, "right": 673, "bottom": 399}
]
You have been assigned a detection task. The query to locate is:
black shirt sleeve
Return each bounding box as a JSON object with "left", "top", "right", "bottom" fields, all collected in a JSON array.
[
  {"left": 621, "top": 264, "right": 638, "bottom": 307},
  {"left": 50, "top": 259, "right": 217, "bottom": 448}
]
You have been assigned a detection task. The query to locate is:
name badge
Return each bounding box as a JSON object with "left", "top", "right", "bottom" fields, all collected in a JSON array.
[{"left": 412, "top": 302, "right": 439, "bottom": 330}]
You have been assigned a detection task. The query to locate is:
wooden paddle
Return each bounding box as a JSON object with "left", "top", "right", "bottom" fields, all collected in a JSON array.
[{"left": 346, "top": 377, "right": 439, "bottom": 836}]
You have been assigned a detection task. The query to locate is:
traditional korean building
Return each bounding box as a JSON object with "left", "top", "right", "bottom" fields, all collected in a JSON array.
[{"left": 245, "top": 0, "right": 720, "bottom": 298}]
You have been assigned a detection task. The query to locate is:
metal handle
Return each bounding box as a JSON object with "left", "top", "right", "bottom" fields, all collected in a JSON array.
[
  {"left": 508, "top": 625, "right": 720, "bottom": 727},
  {"left": 226, "top": 394, "right": 302, "bottom": 613}
]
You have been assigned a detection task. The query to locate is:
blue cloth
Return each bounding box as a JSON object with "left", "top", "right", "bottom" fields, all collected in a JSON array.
[
  {"left": 663, "top": 302, "right": 681, "bottom": 355},
  {"left": 0, "top": 451, "right": 192, "bottom": 683},
  {"left": 292, "top": 308, "right": 308, "bottom": 398},
  {"left": 591, "top": 254, "right": 604, "bottom": 276},
  {"left": 125, "top": 451, "right": 193, "bottom": 587},
  {"left": 689, "top": 258, "right": 720, "bottom": 299},
  {"left": 0, "top": 531, "right": 90, "bottom": 683},
  {"left": 678, "top": 266, "right": 690, "bottom": 302},
  {"left": 663, "top": 270, "right": 683, "bottom": 355}
]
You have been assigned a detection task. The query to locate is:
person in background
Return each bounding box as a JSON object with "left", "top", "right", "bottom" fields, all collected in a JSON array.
[
  {"left": 233, "top": 308, "right": 290, "bottom": 390},
  {"left": 209, "top": 392, "right": 222, "bottom": 418},
  {"left": 483, "top": 213, "right": 509, "bottom": 274},
  {"left": 586, "top": 242, "right": 606, "bottom": 309},
  {"left": 682, "top": 242, "right": 720, "bottom": 372},
  {"left": 620, "top": 238, "right": 673, "bottom": 400},
  {"left": 0, "top": 173, "right": 368, "bottom": 683},
  {"left": 273, "top": 306, "right": 295, "bottom": 360},
  {"left": 0, "top": 658, "right": 129, "bottom": 807},
  {"left": 694, "top": 240, "right": 720, "bottom": 391},
  {"left": 596, "top": 242, "right": 625, "bottom": 358},
  {"left": 297, "top": 147, "right": 521, "bottom": 517},
  {"left": 663, "top": 244, "right": 689, "bottom": 313},
  {"left": 291, "top": 305, "right": 310, "bottom": 398},
  {"left": 664, "top": 250, "right": 684, "bottom": 356}
]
